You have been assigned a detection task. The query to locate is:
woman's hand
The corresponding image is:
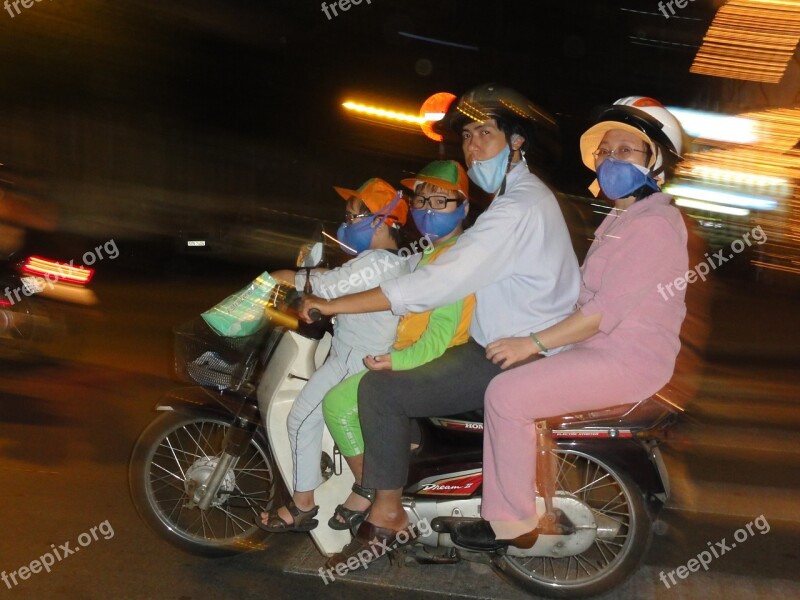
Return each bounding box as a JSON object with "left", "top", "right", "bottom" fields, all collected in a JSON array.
[
  {"left": 364, "top": 353, "right": 392, "bottom": 371},
  {"left": 298, "top": 295, "right": 332, "bottom": 323},
  {"left": 485, "top": 336, "right": 540, "bottom": 370}
]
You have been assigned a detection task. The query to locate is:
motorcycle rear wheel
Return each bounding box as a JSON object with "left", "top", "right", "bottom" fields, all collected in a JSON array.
[
  {"left": 129, "top": 411, "right": 280, "bottom": 556},
  {"left": 494, "top": 449, "right": 651, "bottom": 599}
]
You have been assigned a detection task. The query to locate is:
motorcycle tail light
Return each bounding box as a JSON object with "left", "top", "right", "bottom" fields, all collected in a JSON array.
[{"left": 21, "top": 256, "right": 94, "bottom": 285}]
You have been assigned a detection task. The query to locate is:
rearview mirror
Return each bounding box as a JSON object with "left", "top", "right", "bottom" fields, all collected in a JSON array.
[{"left": 296, "top": 241, "right": 324, "bottom": 269}]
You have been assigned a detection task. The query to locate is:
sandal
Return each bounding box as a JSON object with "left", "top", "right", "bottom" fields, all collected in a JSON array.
[
  {"left": 328, "top": 483, "right": 376, "bottom": 531},
  {"left": 256, "top": 501, "right": 319, "bottom": 533},
  {"left": 325, "top": 520, "right": 420, "bottom": 572}
]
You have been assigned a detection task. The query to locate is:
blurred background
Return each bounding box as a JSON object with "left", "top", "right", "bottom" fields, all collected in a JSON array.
[
  {"left": 0, "top": 1, "right": 798, "bottom": 598},
  {"left": 0, "top": 0, "right": 796, "bottom": 271}
]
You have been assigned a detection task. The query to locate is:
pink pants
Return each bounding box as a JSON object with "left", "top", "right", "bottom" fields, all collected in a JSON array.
[{"left": 481, "top": 345, "right": 663, "bottom": 524}]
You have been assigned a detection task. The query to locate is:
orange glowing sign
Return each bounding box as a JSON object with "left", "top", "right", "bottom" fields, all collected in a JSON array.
[{"left": 419, "top": 92, "right": 456, "bottom": 142}]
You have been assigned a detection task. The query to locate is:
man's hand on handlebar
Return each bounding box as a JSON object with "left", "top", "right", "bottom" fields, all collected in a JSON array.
[{"left": 299, "top": 294, "right": 332, "bottom": 323}]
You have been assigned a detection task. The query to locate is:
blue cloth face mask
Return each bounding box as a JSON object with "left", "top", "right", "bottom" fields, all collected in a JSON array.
[
  {"left": 596, "top": 157, "right": 659, "bottom": 200},
  {"left": 336, "top": 192, "right": 403, "bottom": 255},
  {"left": 411, "top": 201, "right": 467, "bottom": 241},
  {"left": 468, "top": 145, "right": 510, "bottom": 194},
  {"left": 336, "top": 218, "right": 376, "bottom": 256}
]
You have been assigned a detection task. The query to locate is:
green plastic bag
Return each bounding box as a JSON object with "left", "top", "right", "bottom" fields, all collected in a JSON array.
[{"left": 201, "top": 271, "right": 278, "bottom": 337}]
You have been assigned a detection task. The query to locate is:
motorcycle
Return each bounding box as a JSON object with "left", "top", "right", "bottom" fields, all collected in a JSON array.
[
  {"left": 0, "top": 251, "right": 98, "bottom": 360},
  {"left": 129, "top": 240, "right": 680, "bottom": 598}
]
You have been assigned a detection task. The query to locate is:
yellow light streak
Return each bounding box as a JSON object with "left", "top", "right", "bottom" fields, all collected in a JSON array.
[
  {"left": 690, "top": 0, "right": 800, "bottom": 83},
  {"left": 342, "top": 101, "right": 425, "bottom": 125},
  {"left": 674, "top": 198, "right": 751, "bottom": 216}
]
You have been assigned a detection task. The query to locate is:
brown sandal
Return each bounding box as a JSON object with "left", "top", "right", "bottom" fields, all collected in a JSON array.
[
  {"left": 324, "top": 520, "right": 419, "bottom": 572},
  {"left": 328, "top": 483, "right": 376, "bottom": 531},
  {"left": 256, "top": 501, "right": 319, "bottom": 533}
]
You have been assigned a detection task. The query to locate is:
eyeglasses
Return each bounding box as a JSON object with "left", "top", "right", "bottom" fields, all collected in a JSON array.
[
  {"left": 344, "top": 211, "right": 372, "bottom": 224},
  {"left": 410, "top": 194, "right": 459, "bottom": 210},
  {"left": 592, "top": 146, "right": 648, "bottom": 161}
]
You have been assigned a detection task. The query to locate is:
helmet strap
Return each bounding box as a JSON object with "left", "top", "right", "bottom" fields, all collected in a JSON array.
[
  {"left": 650, "top": 162, "right": 666, "bottom": 181},
  {"left": 497, "top": 140, "right": 517, "bottom": 197}
]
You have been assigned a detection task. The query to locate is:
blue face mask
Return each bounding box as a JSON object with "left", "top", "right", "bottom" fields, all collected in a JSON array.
[
  {"left": 336, "top": 218, "right": 376, "bottom": 256},
  {"left": 411, "top": 201, "right": 467, "bottom": 241},
  {"left": 336, "top": 192, "right": 403, "bottom": 255},
  {"left": 596, "top": 157, "right": 659, "bottom": 200},
  {"left": 468, "top": 145, "right": 510, "bottom": 194}
]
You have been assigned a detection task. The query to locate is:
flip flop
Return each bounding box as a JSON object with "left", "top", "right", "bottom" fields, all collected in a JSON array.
[{"left": 256, "top": 501, "right": 319, "bottom": 533}]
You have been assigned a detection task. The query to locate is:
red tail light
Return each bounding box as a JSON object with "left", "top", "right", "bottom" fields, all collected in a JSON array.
[{"left": 21, "top": 256, "right": 94, "bottom": 285}]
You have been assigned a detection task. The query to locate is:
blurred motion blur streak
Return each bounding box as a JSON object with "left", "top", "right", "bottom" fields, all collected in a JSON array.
[
  {"left": 657, "top": 225, "right": 767, "bottom": 300},
  {"left": 672, "top": 107, "right": 800, "bottom": 281},
  {"left": 691, "top": 0, "right": 800, "bottom": 83}
]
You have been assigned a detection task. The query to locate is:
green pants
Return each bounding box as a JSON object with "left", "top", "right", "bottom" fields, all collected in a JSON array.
[{"left": 322, "top": 370, "right": 368, "bottom": 457}]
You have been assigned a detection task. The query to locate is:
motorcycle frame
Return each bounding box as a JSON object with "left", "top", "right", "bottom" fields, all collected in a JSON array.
[{"left": 155, "top": 326, "right": 673, "bottom": 558}]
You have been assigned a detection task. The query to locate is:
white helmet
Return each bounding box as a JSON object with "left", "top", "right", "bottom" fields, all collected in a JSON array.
[{"left": 580, "top": 96, "right": 684, "bottom": 179}]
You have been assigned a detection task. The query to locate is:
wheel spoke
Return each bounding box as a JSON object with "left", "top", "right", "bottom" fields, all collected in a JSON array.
[
  {"left": 140, "top": 416, "right": 276, "bottom": 550},
  {"left": 502, "top": 449, "right": 648, "bottom": 592}
]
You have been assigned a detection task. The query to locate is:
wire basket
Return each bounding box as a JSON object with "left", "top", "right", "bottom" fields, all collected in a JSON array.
[{"left": 174, "top": 318, "right": 268, "bottom": 390}]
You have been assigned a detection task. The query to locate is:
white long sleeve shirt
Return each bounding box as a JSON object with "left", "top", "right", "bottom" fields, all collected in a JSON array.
[
  {"left": 295, "top": 249, "right": 409, "bottom": 354},
  {"left": 380, "top": 163, "right": 580, "bottom": 347}
]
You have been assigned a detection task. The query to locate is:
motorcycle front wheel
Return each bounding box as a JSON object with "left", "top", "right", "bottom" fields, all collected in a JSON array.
[
  {"left": 129, "top": 411, "right": 280, "bottom": 557},
  {"left": 495, "top": 449, "right": 652, "bottom": 599}
]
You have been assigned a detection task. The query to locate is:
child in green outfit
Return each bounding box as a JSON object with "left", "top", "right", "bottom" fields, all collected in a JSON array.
[{"left": 322, "top": 160, "right": 475, "bottom": 530}]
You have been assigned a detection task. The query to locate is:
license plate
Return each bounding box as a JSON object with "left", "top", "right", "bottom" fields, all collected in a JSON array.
[
  {"left": 187, "top": 240, "right": 206, "bottom": 247},
  {"left": 21, "top": 276, "right": 45, "bottom": 294}
]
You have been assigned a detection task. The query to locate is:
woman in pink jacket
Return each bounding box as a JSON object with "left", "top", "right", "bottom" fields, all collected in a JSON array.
[{"left": 450, "top": 97, "right": 690, "bottom": 551}]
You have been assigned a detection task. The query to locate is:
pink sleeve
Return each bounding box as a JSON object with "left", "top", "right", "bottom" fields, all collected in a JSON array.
[{"left": 579, "top": 216, "right": 683, "bottom": 334}]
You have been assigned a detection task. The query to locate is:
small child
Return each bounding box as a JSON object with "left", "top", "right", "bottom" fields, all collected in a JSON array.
[
  {"left": 258, "top": 178, "right": 409, "bottom": 532},
  {"left": 322, "top": 161, "right": 475, "bottom": 530}
]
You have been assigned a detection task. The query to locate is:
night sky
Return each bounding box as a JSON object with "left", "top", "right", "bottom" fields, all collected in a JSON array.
[{"left": 0, "top": 0, "right": 721, "bottom": 241}]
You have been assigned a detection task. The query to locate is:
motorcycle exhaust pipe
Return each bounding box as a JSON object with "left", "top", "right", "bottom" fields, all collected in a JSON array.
[{"left": 430, "top": 516, "right": 481, "bottom": 534}]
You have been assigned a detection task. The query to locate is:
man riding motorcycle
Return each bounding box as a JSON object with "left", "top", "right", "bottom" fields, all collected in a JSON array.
[{"left": 300, "top": 83, "right": 581, "bottom": 568}]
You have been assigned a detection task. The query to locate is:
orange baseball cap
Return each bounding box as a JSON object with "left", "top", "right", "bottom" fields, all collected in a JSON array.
[{"left": 333, "top": 177, "right": 408, "bottom": 225}]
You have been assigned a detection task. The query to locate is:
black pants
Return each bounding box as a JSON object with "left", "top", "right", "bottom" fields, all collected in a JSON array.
[{"left": 358, "top": 340, "right": 503, "bottom": 490}]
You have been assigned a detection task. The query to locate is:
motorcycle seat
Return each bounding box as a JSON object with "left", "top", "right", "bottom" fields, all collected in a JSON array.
[
  {"left": 546, "top": 395, "right": 676, "bottom": 431},
  {"left": 435, "top": 389, "right": 681, "bottom": 433},
  {"left": 439, "top": 408, "right": 484, "bottom": 424}
]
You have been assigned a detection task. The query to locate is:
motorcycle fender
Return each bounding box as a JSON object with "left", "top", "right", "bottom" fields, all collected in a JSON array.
[
  {"left": 555, "top": 438, "right": 667, "bottom": 503},
  {"left": 154, "top": 387, "right": 246, "bottom": 421},
  {"left": 153, "top": 388, "right": 269, "bottom": 445}
]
